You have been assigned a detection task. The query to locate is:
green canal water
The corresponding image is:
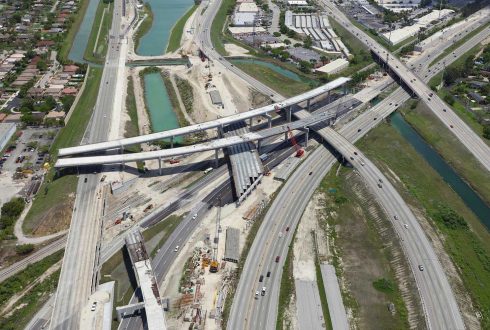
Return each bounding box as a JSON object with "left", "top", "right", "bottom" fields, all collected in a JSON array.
[
  {"left": 69, "top": 0, "right": 100, "bottom": 63},
  {"left": 137, "top": 0, "right": 194, "bottom": 55},
  {"left": 391, "top": 112, "right": 490, "bottom": 230},
  {"left": 143, "top": 73, "right": 181, "bottom": 141},
  {"left": 230, "top": 59, "right": 303, "bottom": 82}
]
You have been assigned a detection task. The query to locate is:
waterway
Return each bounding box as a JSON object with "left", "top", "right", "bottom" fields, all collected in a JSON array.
[
  {"left": 230, "top": 59, "right": 303, "bottom": 82},
  {"left": 137, "top": 0, "right": 194, "bottom": 56},
  {"left": 68, "top": 0, "right": 100, "bottom": 63},
  {"left": 143, "top": 72, "right": 181, "bottom": 141},
  {"left": 391, "top": 112, "right": 490, "bottom": 230}
]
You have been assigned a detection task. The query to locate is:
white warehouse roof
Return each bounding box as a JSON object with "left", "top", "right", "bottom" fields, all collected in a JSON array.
[
  {"left": 288, "top": 0, "right": 308, "bottom": 5},
  {"left": 315, "top": 58, "right": 349, "bottom": 75},
  {"left": 238, "top": 2, "right": 258, "bottom": 12}
]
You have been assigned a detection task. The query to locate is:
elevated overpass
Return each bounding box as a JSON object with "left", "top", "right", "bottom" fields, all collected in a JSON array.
[
  {"left": 55, "top": 107, "right": 346, "bottom": 168},
  {"left": 58, "top": 78, "right": 350, "bottom": 157},
  {"left": 323, "top": 1, "right": 490, "bottom": 172}
]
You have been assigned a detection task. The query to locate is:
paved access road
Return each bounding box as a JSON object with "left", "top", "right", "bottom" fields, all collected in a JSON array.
[
  {"left": 50, "top": 0, "right": 130, "bottom": 328},
  {"left": 323, "top": 0, "right": 490, "bottom": 172},
  {"left": 227, "top": 10, "right": 490, "bottom": 329}
]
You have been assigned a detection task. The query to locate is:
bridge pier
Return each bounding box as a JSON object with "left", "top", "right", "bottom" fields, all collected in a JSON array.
[
  {"left": 263, "top": 113, "right": 272, "bottom": 128},
  {"left": 248, "top": 117, "right": 253, "bottom": 129},
  {"left": 170, "top": 137, "right": 174, "bottom": 149},
  {"left": 158, "top": 157, "right": 162, "bottom": 175},
  {"left": 257, "top": 139, "right": 262, "bottom": 153},
  {"left": 215, "top": 149, "right": 219, "bottom": 168},
  {"left": 307, "top": 99, "right": 311, "bottom": 112},
  {"left": 300, "top": 127, "right": 309, "bottom": 147},
  {"left": 217, "top": 125, "right": 224, "bottom": 138},
  {"left": 286, "top": 107, "right": 292, "bottom": 122}
]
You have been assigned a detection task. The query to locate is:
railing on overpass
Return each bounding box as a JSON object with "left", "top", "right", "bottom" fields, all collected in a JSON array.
[{"left": 57, "top": 77, "right": 351, "bottom": 157}]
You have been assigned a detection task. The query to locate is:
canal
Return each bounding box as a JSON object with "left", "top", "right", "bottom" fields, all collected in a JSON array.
[
  {"left": 391, "top": 112, "right": 490, "bottom": 230},
  {"left": 230, "top": 58, "right": 303, "bottom": 82},
  {"left": 137, "top": 0, "right": 194, "bottom": 56},
  {"left": 143, "top": 72, "right": 181, "bottom": 141},
  {"left": 69, "top": 0, "right": 100, "bottom": 63}
]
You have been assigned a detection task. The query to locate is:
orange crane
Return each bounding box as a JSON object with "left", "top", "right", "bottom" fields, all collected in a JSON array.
[
  {"left": 209, "top": 199, "right": 221, "bottom": 273},
  {"left": 287, "top": 126, "right": 304, "bottom": 158}
]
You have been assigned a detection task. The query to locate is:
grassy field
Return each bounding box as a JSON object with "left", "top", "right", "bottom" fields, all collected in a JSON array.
[
  {"left": 0, "top": 269, "right": 61, "bottom": 330},
  {"left": 401, "top": 102, "right": 490, "bottom": 206},
  {"left": 312, "top": 233, "right": 333, "bottom": 330},
  {"left": 318, "top": 167, "right": 411, "bottom": 329},
  {"left": 23, "top": 67, "right": 103, "bottom": 234},
  {"left": 232, "top": 61, "right": 311, "bottom": 97},
  {"left": 357, "top": 120, "right": 490, "bottom": 328},
  {"left": 210, "top": 0, "right": 235, "bottom": 55},
  {"left": 166, "top": 5, "right": 198, "bottom": 53},
  {"left": 133, "top": 4, "right": 153, "bottom": 54},
  {"left": 160, "top": 71, "right": 190, "bottom": 127},
  {"left": 58, "top": 0, "right": 92, "bottom": 62},
  {"left": 83, "top": 1, "right": 114, "bottom": 63},
  {"left": 142, "top": 214, "right": 183, "bottom": 257},
  {"left": 430, "top": 21, "right": 490, "bottom": 66}
]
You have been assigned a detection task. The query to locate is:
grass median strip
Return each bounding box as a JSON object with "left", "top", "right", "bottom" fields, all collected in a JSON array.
[{"left": 84, "top": 1, "right": 114, "bottom": 63}]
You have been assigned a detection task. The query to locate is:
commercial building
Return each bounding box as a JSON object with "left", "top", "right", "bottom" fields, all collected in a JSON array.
[
  {"left": 287, "top": 0, "right": 308, "bottom": 5},
  {"left": 233, "top": 12, "right": 257, "bottom": 26},
  {"left": 374, "top": 0, "right": 420, "bottom": 12},
  {"left": 315, "top": 58, "right": 349, "bottom": 75},
  {"left": 382, "top": 9, "right": 454, "bottom": 45},
  {"left": 238, "top": 2, "right": 258, "bottom": 12},
  {"left": 229, "top": 26, "right": 266, "bottom": 36},
  {"left": 0, "top": 122, "right": 16, "bottom": 151}
]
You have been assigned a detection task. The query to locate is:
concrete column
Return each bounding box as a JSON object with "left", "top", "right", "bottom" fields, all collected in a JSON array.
[
  {"left": 327, "top": 90, "right": 331, "bottom": 103},
  {"left": 286, "top": 106, "right": 291, "bottom": 122},
  {"left": 285, "top": 131, "right": 289, "bottom": 141},
  {"left": 248, "top": 117, "right": 253, "bottom": 129},
  {"left": 215, "top": 149, "right": 219, "bottom": 168},
  {"left": 307, "top": 99, "right": 311, "bottom": 112},
  {"left": 120, "top": 146, "right": 123, "bottom": 154},
  {"left": 301, "top": 127, "right": 310, "bottom": 147},
  {"left": 217, "top": 125, "right": 224, "bottom": 138},
  {"left": 263, "top": 113, "right": 272, "bottom": 128},
  {"left": 343, "top": 85, "right": 347, "bottom": 95},
  {"left": 170, "top": 136, "right": 174, "bottom": 149},
  {"left": 158, "top": 157, "right": 162, "bottom": 175},
  {"left": 257, "top": 139, "right": 262, "bottom": 153}
]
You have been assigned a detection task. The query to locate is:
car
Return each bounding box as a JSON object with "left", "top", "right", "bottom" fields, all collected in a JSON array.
[
  {"left": 357, "top": 128, "right": 361, "bottom": 132},
  {"left": 418, "top": 265, "right": 424, "bottom": 271},
  {"left": 354, "top": 151, "right": 358, "bottom": 155},
  {"left": 350, "top": 156, "right": 354, "bottom": 160},
  {"left": 275, "top": 256, "right": 280, "bottom": 263},
  {"left": 443, "top": 109, "right": 447, "bottom": 112},
  {"left": 286, "top": 227, "right": 290, "bottom": 232},
  {"left": 373, "top": 117, "right": 377, "bottom": 120},
  {"left": 360, "top": 162, "right": 365, "bottom": 166},
  {"left": 394, "top": 215, "right": 398, "bottom": 220},
  {"left": 255, "top": 291, "right": 260, "bottom": 299},
  {"left": 377, "top": 183, "right": 382, "bottom": 188},
  {"left": 174, "top": 245, "right": 180, "bottom": 252},
  {"left": 91, "top": 302, "right": 97, "bottom": 311},
  {"left": 261, "top": 287, "right": 266, "bottom": 296},
  {"left": 84, "top": 177, "right": 88, "bottom": 183},
  {"left": 309, "top": 171, "right": 313, "bottom": 176},
  {"left": 404, "top": 224, "right": 408, "bottom": 229},
  {"left": 428, "top": 98, "right": 431, "bottom": 101},
  {"left": 259, "top": 275, "right": 264, "bottom": 282},
  {"left": 267, "top": 271, "right": 271, "bottom": 277},
  {"left": 192, "top": 213, "right": 198, "bottom": 220},
  {"left": 450, "top": 125, "right": 454, "bottom": 128},
  {"left": 379, "top": 179, "right": 383, "bottom": 183}
]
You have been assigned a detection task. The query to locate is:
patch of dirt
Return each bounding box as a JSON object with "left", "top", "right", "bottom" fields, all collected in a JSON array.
[
  {"left": 31, "top": 198, "right": 74, "bottom": 236},
  {"left": 249, "top": 88, "right": 271, "bottom": 109},
  {"left": 224, "top": 43, "right": 250, "bottom": 57}
]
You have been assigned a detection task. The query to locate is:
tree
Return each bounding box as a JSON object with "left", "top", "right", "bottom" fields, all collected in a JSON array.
[
  {"left": 320, "top": 55, "right": 328, "bottom": 65},
  {"left": 1, "top": 197, "right": 25, "bottom": 219},
  {"left": 273, "top": 32, "right": 281, "bottom": 37},
  {"left": 298, "top": 60, "right": 313, "bottom": 73},
  {"left": 483, "top": 125, "right": 490, "bottom": 140},
  {"left": 303, "top": 36, "right": 312, "bottom": 49},
  {"left": 284, "top": 39, "right": 291, "bottom": 45},
  {"left": 36, "top": 59, "right": 47, "bottom": 71},
  {"left": 15, "top": 244, "right": 34, "bottom": 255},
  {"left": 286, "top": 29, "right": 296, "bottom": 38}
]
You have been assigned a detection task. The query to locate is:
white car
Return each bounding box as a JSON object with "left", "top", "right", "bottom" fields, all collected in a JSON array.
[
  {"left": 91, "top": 302, "right": 97, "bottom": 311},
  {"left": 192, "top": 213, "right": 197, "bottom": 220},
  {"left": 174, "top": 245, "right": 180, "bottom": 252},
  {"left": 404, "top": 224, "right": 408, "bottom": 229}
]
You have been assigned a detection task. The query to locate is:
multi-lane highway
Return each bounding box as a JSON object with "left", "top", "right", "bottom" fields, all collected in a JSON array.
[
  {"left": 228, "top": 6, "right": 490, "bottom": 329},
  {"left": 49, "top": 0, "right": 131, "bottom": 328},
  {"left": 323, "top": 0, "right": 490, "bottom": 172}
]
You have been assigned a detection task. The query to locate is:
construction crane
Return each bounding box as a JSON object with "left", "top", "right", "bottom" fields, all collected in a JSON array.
[
  {"left": 209, "top": 198, "right": 221, "bottom": 273},
  {"left": 287, "top": 126, "right": 304, "bottom": 158}
]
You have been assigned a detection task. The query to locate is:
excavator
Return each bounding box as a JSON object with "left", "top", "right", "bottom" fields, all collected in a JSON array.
[{"left": 209, "top": 198, "right": 221, "bottom": 273}]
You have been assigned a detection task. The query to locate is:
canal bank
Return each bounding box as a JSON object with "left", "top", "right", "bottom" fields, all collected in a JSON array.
[
  {"left": 391, "top": 112, "right": 490, "bottom": 230},
  {"left": 136, "top": 0, "right": 194, "bottom": 56},
  {"left": 68, "top": 0, "right": 100, "bottom": 63}
]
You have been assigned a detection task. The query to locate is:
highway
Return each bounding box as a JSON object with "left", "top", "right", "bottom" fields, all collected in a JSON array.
[
  {"left": 55, "top": 101, "right": 349, "bottom": 167},
  {"left": 227, "top": 7, "right": 490, "bottom": 330},
  {"left": 49, "top": 0, "right": 130, "bottom": 328},
  {"left": 322, "top": 0, "right": 490, "bottom": 172}
]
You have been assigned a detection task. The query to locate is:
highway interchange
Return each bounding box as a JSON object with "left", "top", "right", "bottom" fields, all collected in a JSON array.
[{"left": 17, "top": 0, "right": 489, "bottom": 329}]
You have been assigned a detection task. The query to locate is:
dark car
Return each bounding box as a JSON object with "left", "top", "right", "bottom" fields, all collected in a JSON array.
[
  {"left": 84, "top": 177, "right": 88, "bottom": 183},
  {"left": 275, "top": 256, "right": 280, "bottom": 263},
  {"left": 267, "top": 271, "right": 271, "bottom": 277},
  {"left": 259, "top": 275, "right": 264, "bottom": 282}
]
